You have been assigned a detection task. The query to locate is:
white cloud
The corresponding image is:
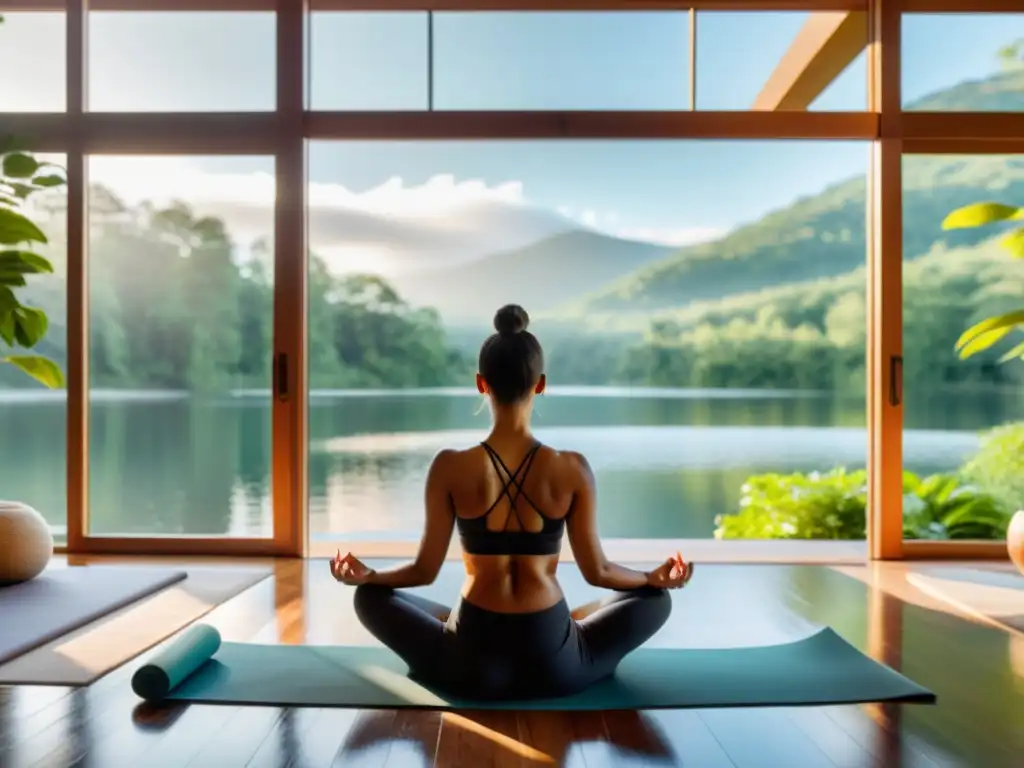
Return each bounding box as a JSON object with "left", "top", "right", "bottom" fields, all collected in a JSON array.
[
  {"left": 77, "top": 157, "right": 725, "bottom": 272},
  {"left": 615, "top": 225, "right": 726, "bottom": 246}
]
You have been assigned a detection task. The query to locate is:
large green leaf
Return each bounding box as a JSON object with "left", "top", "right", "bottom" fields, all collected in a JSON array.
[
  {"left": 12, "top": 305, "right": 47, "bottom": 348},
  {"left": 0, "top": 182, "right": 40, "bottom": 201},
  {"left": 0, "top": 249, "right": 54, "bottom": 275},
  {"left": 0, "top": 314, "right": 13, "bottom": 346},
  {"left": 942, "top": 202, "right": 1022, "bottom": 230},
  {"left": 955, "top": 310, "right": 1024, "bottom": 358},
  {"left": 1000, "top": 227, "right": 1024, "bottom": 259},
  {"left": 0, "top": 207, "right": 47, "bottom": 245},
  {"left": 2, "top": 153, "right": 39, "bottom": 179},
  {"left": 2, "top": 355, "right": 64, "bottom": 388},
  {"left": 0, "top": 284, "right": 17, "bottom": 314},
  {"left": 0, "top": 273, "right": 27, "bottom": 287},
  {"left": 30, "top": 174, "right": 65, "bottom": 189},
  {"left": 998, "top": 339, "right": 1024, "bottom": 363},
  {"left": 957, "top": 325, "right": 1015, "bottom": 358}
]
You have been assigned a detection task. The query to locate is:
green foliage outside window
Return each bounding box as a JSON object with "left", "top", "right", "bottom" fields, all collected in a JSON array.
[{"left": 714, "top": 452, "right": 1015, "bottom": 542}]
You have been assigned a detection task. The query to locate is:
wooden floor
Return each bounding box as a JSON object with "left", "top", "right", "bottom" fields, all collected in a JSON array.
[{"left": 1, "top": 557, "right": 1022, "bottom": 767}]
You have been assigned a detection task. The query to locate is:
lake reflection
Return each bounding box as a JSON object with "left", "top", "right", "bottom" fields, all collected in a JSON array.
[{"left": 0, "top": 387, "right": 1018, "bottom": 540}]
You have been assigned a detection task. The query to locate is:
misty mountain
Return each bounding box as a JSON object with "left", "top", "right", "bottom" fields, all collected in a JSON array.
[
  {"left": 188, "top": 195, "right": 577, "bottom": 277},
  {"left": 389, "top": 230, "right": 674, "bottom": 325}
]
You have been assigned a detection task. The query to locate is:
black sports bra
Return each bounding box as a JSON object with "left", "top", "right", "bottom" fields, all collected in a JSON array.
[{"left": 456, "top": 441, "right": 566, "bottom": 556}]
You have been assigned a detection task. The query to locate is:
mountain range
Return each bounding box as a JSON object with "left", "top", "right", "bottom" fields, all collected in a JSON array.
[
  {"left": 393, "top": 66, "right": 1024, "bottom": 329},
  {"left": 389, "top": 230, "right": 673, "bottom": 323},
  {"left": 104, "top": 64, "right": 1021, "bottom": 332}
]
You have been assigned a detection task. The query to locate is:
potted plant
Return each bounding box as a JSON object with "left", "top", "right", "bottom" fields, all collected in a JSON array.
[{"left": 942, "top": 200, "right": 1024, "bottom": 574}]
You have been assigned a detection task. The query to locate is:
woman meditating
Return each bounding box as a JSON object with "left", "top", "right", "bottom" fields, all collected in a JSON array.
[{"left": 331, "top": 304, "right": 694, "bottom": 701}]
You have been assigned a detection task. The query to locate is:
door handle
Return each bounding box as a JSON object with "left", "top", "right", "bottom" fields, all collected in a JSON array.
[
  {"left": 889, "top": 355, "right": 903, "bottom": 407},
  {"left": 276, "top": 352, "right": 289, "bottom": 402}
]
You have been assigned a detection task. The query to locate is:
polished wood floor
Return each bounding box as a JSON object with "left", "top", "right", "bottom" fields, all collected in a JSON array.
[{"left": 1, "top": 558, "right": 1021, "bottom": 767}]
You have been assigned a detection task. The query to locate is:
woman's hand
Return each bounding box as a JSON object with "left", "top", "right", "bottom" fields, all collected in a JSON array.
[
  {"left": 330, "top": 551, "right": 376, "bottom": 586},
  {"left": 646, "top": 553, "right": 694, "bottom": 590}
]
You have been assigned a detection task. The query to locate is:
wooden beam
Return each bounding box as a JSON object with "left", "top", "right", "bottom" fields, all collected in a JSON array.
[
  {"left": 904, "top": 138, "right": 1024, "bottom": 154},
  {"left": 867, "top": 0, "right": 902, "bottom": 561},
  {"left": 902, "top": 113, "right": 1024, "bottom": 141},
  {"left": 64, "top": 0, "right": 88, "bottom": 552},
  {"left": 273, "top": 0, "right": 308, "bottom": 558},
  {"left": 310, "top": 0, "right": 868, "bottom": 9},
  {"left": 752, "top": 11, "right": 867, "bottom": 111},
  {"left": 902, "top": 0, "right": 1023, "bottom": 11},
  {"left": 0, "top": 0, "right": 870, "bottom": 11},
  {"left": 901, "top": 541, "right": 1010, "bottom": 560},
  {"left": 305, "top": 110, "right": 878, "bottom": 139}
]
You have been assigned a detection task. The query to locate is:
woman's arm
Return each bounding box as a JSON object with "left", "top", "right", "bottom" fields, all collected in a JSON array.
[
  {"left": 565, "top": 452, "right": 651, "bottom": 590},
  {"left": 364, "top": 450, "right": 456, "bottom": 589}
]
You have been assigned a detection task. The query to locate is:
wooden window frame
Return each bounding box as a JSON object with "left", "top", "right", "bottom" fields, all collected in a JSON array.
[{"left": 1, "top": 0, "right": 1016, "bottom": 560}]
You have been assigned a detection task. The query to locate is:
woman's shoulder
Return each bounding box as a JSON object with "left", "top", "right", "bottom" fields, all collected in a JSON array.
[{"left": 536, "top": 444, "right": 592, "bottom": 479}]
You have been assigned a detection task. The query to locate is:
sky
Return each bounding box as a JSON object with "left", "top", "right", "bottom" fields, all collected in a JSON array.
[{"left": 0, "top": 10, "right": 1020, "bottom": 261}]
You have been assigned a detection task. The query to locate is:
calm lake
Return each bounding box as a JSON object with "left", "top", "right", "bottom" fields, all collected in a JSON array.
[{"left": 1, "top": 386, "right": 1020, "bottom": 540}]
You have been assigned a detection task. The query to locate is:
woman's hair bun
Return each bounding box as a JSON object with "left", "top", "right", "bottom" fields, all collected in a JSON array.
[{"left": 493, "top": 304, "right": 530, "bottom": 335}]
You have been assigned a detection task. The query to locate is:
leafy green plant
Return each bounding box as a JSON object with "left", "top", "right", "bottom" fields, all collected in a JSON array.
[
  {"left": 0, "top": 145, "right": 66, "bottom": 388},
  {"left": 0, "top": 14, "right": 64, "bottom": 389},
  {"left": 960, "top": 422, "right": 1024, "bottom": 515},
  {"left": 942, "top": 201, "right": 1024, "bottom": 363},
  {"left": 714, "top": 469, "right": 868, "bottom": 540},
  {"left": 901, "top": 471, "right": 1010, "bottom": 540},
  {"left": 714, "top": 468, "right": 1011, "bottom": 541}
]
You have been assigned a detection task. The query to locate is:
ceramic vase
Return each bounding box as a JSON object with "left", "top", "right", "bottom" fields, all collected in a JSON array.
[{"left": 1008, "top": 510, "right": 1024, "bottom": 576}]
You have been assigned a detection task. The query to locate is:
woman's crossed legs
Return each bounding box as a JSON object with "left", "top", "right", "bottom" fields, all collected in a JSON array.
[{"left": 352, "top": 584, "right": 672, "bottom": 698}]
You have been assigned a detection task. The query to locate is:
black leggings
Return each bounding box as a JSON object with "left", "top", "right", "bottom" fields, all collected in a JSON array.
[{"left": 352, "top": 584, "right": 672, "bottom": 701}]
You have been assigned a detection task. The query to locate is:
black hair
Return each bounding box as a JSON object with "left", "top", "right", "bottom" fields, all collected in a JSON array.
[{"left": 478, "top": 304, "right": 545, "bottom": 405}]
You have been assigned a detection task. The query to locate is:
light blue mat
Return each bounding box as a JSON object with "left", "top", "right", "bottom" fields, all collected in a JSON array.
[
  {"left": 0, "top": 566, "right": 187, "bottom": 665},
  {"left": 131, "top": 624, "right": 935, "bottom": 710}
]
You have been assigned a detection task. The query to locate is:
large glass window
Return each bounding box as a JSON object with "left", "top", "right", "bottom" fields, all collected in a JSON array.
[
  {"left": 0, "top": 152, "right": 67, "bottom": 542},
  {"left": 903, "top": 14, "right": 1024, "bottom": 112},
  {"left": 306, "top": 140, "right": 868, "bottom": 544},
  {"left": 0, "top": 12, "right": 65, "bottom": 112},
  {"left": 431, "top": 12, "right": 690, "bottom": 110},
  {"left": 310, "top": 12, "right": 429, "bottom": 111},
  {"left": 309, "top": 11, "right": 690, "bottom": 111},
  {"left": 87, "top": 13, "right": 276, "bottom": 112},
  {"left": 902, "top": 154, "right": 1024, "bottom": 544},
  {"left": 86, "top": 156, "right": 275, "bottom": 537},
  {"left": 696, "top": 12, "right": 867, "bottom": 111}
]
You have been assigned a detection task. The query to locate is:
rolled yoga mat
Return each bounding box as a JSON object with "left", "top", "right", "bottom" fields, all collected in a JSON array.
[
  {"left": 132, "top": 624, "right": 223, "bottom": 700},
  {"left": 131, "top": 624, "right": 935, "bottom": 710}
]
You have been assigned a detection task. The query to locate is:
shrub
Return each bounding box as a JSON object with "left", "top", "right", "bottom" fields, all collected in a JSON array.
[
  {"left": 902, "top": 471, "right": 1010, "bottom": 540},
  {"left": 714, "top": 469, "right": 868, "bottom": 540},
  {"left": 714, "top": 468, "right": 1011, "bottom": 541},
  {"left": 960, "top": 422, "right": 1024, "bottom": 515}
]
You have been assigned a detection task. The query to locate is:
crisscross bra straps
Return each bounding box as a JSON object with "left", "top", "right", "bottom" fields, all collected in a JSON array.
[{"left": 455, "top": 441, "right": 566, "bottom": 556}]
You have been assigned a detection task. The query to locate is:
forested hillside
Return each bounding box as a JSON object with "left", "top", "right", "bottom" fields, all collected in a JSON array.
[
  {"left": 570, "top": 69, "right": 1024, "bottom": 316},
  {"left": 3, "top": 57, "right": 1021, "bottom": 394}
]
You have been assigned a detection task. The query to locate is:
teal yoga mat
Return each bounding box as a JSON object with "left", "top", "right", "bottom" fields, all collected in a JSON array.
[{"left": 132, "top": 624, "right": 935, "bottom": 710}]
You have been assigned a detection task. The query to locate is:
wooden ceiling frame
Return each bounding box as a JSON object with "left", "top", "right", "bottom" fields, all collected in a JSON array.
[
  {"left": 1, "top": 1, "right": 868, "bottom": 11},
  {"left": 752, "top": 11, "right": 868, "bottom": 111}
]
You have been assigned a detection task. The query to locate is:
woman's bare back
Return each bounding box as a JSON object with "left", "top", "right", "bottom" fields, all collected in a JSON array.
[{"left": 446, "top": 440, "right": 579, "bottom": 613}]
